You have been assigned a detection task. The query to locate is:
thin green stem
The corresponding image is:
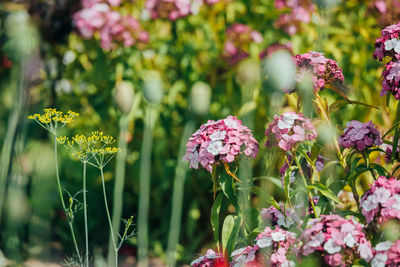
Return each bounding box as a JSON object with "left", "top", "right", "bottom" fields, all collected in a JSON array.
[
  {"left": 83, "top": 162, "right": 89, "bottom": 267},
  {"left": 100, "top": 167, "right": 118, "bottom": 267},
  {"left": 350, "top": 181, "right": 362, "bottom": 214},
  {"left": 54, "top": 134, "right": 82, "bottom": 266},
  {"left": 363, "top": 151, "right": 376, "bottom": 180},
  {"left": 294, "top": 153, "right": 318, "bottom": 218}
]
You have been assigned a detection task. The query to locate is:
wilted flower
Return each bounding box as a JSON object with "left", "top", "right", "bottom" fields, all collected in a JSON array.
[
  {"left": 372, "top": 240, "right": 400, "bottom": 267},
  {"left": 373, "top": 22, "right": 400, "bottom": 61},
  {"left": 223, "top": 23, "right": 263, "bottom": 65},
  {"left": 73, "top": 0, "right": 149, "bottom": 49},
  {"left": 274, "top": 0, "right": 315, "bottom": 35},
  {"left": 300, "top": 214, "right": 373, "bottom": 266},
  {"left": 190, "top": 249, "right": 225, "bottom": 267},
  {"left": 295, "top": 52, "right": 344, "bottom": 92},
  {"left": 260, "top": 205, "right": 302, "bottom": 229},
  {"left": 265, "top": 112, "right": 317, "bottom": 151},
  {"left": 338, "top": 120, "right": 382, "bottom": 151},
  {"left": 184, "top": 116, "right": 258, "bottom": 172},
  {"left": 361, "top": 176, "right": 400, "bottom": 224},
  {"left": 382, "top": 61, "right": 400, "bottom": 99}
]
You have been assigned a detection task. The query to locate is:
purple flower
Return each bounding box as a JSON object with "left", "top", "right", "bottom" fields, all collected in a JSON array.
[
  {"left": 382, "top": 61, "right": 400, "bottom": 99},
  {"left": 265, "top": 112, "right": 317, "bottom": 151},
  {"left": 260, "top": 204, "right": 302, "bottom": 229},
  {"left": 184, "top": 116, "right": 258, "bottom": 172},
  {"left": 373, "top": 22, "right": 400, "bottom": 61},
  {"left": 295, "top": 52, "right": 344, "bottom": 92},
  {"left": 338, "top": 120, "right": 382, "bottom": 151}
]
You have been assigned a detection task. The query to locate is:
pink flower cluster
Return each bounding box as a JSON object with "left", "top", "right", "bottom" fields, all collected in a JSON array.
[
  {"left": 360, "top": 176, "right": 400, "bottom": 224},
  {"left": 190, "top": 249, "right": 225, "bottom": 267},
  {"left": 260, "top": 205, "right": 301, "bottom": 229},
  {"left": 223, "top": 24, "right": 263, "bottom": 65},
  {"left": 382, "top": 61, "right": 400, "bottom": 99},
  {"left": 73, "top": 0, "right": 149, "bottom": 49},
  {"left": 274, "top": 0, "right": 315, "bottom": 35},
  {"left": 373, "top": 22, "right": 400, "bottom": 61},
  {"left": 372, "top": 240, "right": 400, "bottom": 267},
  {"left": 338, "top": 120, "right": 382, "bottom": 151},
  {"left": 265, "top": 112, "right": 317, "bottom": 151},
  {"left": 184, "top": 116, "right": 258, "bottom": 172},
  {"left": 230, "top": 245, "right": 262, "bottom": 266},
  {"left": 145, "top": 0, "right": 220, "bottom": 21},
  {"left": 300, "top": 214, "right": 373, "bottom": 266},
  {"left": 295, "top": 52, "right": 344, "bottom": 92}
]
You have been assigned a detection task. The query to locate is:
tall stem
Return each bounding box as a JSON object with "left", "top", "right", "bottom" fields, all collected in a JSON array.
[
  {"left": 166, "top": 121, "right": 195, "bottom": 267},
  {"left": 54, "top": 135, "right": 82, "bottom": 264},
  {"left": 138, "top": 106, "right": 157, "bottom": 267},
  {"left": 108, "top": 115, "right": 129, "bottom": 266},
  {"left": 100, "top": 167, "right": 118, "bottom": 267},
  {"left": 83, "top": 162, "right": 89, "bottom": 267}
]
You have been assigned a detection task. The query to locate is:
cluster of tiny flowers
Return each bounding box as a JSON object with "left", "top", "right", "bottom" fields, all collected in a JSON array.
[
  {"left": 382, "top": 60, "right": 400, "bottom": 99},
  {"left": 28, "top": 108, "right": 79, "bottom": 134},
  {"left": 279, "top": 152, "right": 324, "bottom": 186},
  {"left": 184, "top": 116, "right": 258, "bottom": 172},
  {"left": 223, "top": 23, "right": 263, "bottom": 65},
  {"left": 265, "top": 112, "right": 317, "bottom": 151},
  {"left": 59, "top": 131, "right": 120, "bottom": 163},
  {"left": 274, "top": 0, "right": 315, "bottom": 35},
  {"left": 300, "top": 215, "right": 373, "bottom": 266},
  {"left": 360, "top": 176, "right": 400, "bottom": 224},
  {"left": 73, "top": 0, "right": 149, "bottom": 50},
  {"left": 260, "top": 205, "right": 301, "bottom": 229},
  {"left": 230, "top": 245, "right": 261, "bottom": 267},
  {"left": 295, "top": 52, "right": 344, "bottom": 92},
  {"left": 145, "top": 0, "right": 219, "bottom": 21},
  {"left": 190, "top": 249, "right": 225, "bottom": 267},
  {"left": 338, "top": 120, "right": 382, "bottom": 151},
  {"left": 373, "top": 22, "right": 400, "bottom": 61},
  {"left": 372, "top": 240, "right": 400, "bottom": 267}
]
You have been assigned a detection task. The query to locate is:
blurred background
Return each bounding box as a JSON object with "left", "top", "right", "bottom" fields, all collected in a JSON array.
[{"left": 0, "top": 0, "right": 397, "bottom": 266}]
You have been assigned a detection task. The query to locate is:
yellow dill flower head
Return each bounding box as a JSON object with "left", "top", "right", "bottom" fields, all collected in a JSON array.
[
  {"left": 28, "top": 108, "right": 79, "bottom": 134},
  {"left": 56, "top": 136, "right": 69, "bottom": 145},
  {"left": 102, "top": 135, "right": 115, "bottom": 145}
]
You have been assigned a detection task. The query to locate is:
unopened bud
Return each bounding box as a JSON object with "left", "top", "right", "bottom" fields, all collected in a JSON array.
[
  {"left": 236, "top": 59, "right": 260, "bottom": 86},
  {"left": 143, "top": 70, "right": 164, "bottom": 105},
  {"left": 190, "top": 82, "right": 211, "bottom": 116},
  {"left": 114, "top": 81, "right": 134, "bottom": 114}
]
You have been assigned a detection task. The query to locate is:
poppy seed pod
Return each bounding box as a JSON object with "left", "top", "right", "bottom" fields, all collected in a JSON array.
[
  {"left": 142, "top": 70, "right": 164, "bottom": 105},
  {"left": 235, "top": 59, "right": 260, "bottom": 87},
  {"left": 263, "top": 50, "right": 296, "bottom": 93},
  {"left": 114, "top": 81, "right": 134, "bottom": 114},
  {"left": 190, "top": 82, "right": 211, "bottom": 116}
]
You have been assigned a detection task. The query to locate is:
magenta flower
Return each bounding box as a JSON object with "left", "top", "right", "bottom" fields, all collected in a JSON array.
[
  {"left": 295, "top": 52, "right": 344, "bottom": 92},
  {"left": 382, "top": 61, "right": 400, "bottom": 99},
  {"left": 373, "top": 22, "right": 400, "bottom": 61},
  {"left": 360, "top": 176, "right": 400, "bottom": 224},
  {"left": 274, "top": 0, "right": 315, "bottom": 35},
  {"left": 253, "top": 226, "right": 297, "bottom": 266},
  {"left": 190, "top": 249, "right": 224, "bottom": 267},
  {"left": 260, "top": 204, "right": 301, "bottom": 229},
  {"left": 223, "top": 23, "right": 263, "bottom": 65},
  {"left": 74, "top": 0, "right": 148, "bottom": 49},
  {"left": 300, "top": 215, "right": 373, "bottom": 266},
  {"left": 372, "top": 240, "right": 400, "bottom": 267},
  {"left": 184, "top": 116, "right": 258, "bottom": 172},
  {"left": 338, "top": 120, "right": 382, "bottom": 151},
  {"left": 265, "top": 112, "right": 317, "bottom": 151}
]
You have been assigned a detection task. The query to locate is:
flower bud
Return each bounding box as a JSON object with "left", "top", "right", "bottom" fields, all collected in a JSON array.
[
  {"left": 114, "top": 81, "right": 134, "bottom": 114},
  {"left": 263, "top": 50, "right": 296, "bottom": 93},
  {"left": 142, "top": 70, "right": 164, "bottom": 105},
  {"left": 190, "top": 82, "right": 211, "bottom": 116},
  {"left": 235, "top": 59, "right": 260, "bottom": 86}
]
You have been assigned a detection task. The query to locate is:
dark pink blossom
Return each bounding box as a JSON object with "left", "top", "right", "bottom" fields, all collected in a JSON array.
[
  {"left": 373, "top": 22, "right": 400, "bottom": 61},
  {"left": 265, "top": 112, "right": 317, "bottom": 151},
  {"left": 184, "top": 116, "right": 258, "bottom": 172},
  {"left": 338, "top": 120, "right": 382, "bottom": 151},
  {"left": 360, "top": 176, "right": 400, "bottom": 224},
  {"left": 295, "top": 52, "right": 344, "bottom": 92},
  {"left": 300, "top": 215, "right": 373, "bottom": 266},
  {"left": 382, "top": 61, "right": 400, "bottom": 99}
]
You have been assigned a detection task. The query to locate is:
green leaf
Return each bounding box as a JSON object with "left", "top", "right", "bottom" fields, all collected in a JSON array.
[
  {"left": 252, "top": 176, "right": 283, "bottom": 188},
  {"left": 335, "top": 210, "right": 365, "bottom": 222},
  {"left": 308, "top": 182, "right": 342, "bottom": 204},
  {"left": 211, "top": 193, "right": 223, "bottom": 245},
  {"left": 221, "top": 215, "right": 242, "bottom": 259},
  {"left": 220, "top": 173, "right": 240, "bottom": 213},
  {"left": 243, "top": 208, "right": 263, "bottom": 234}
]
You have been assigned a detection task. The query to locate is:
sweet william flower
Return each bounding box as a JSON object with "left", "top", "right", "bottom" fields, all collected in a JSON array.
[
  {"left": 382, "top": 61, "right": 400, "bottom": 99},
  {"left": 373, "top": 22, "right": 400, "bottom": 61},
  {"left": 338, "top": 120, "right": 382, "bottom": 151}
]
